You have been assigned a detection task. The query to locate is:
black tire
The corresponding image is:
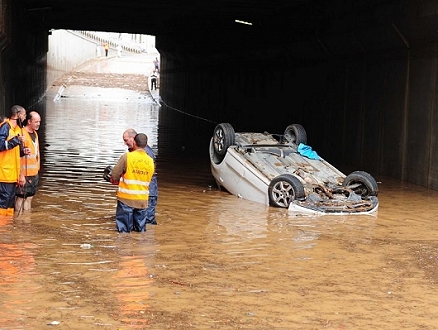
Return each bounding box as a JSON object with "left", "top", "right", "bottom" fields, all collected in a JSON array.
[
  {"left": 342, "top": 171, "right": 378, "bottom": 197},
  {"left": 284, "top": 124, "right": 307, "bottom": 145},
  {"left": 268, "top": 174, "right": 305, "bottom": 208},
  {"left": 213, "top": 123, "right": 235, "bottom": 159}
]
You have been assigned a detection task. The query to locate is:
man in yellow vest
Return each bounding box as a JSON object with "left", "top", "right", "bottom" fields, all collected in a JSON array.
[
  {"left": 110, "top": 133, "right": 155, "bottom": 232},
  {"left": 15, "top": 111, "right": 41, "bottom": 212},
  {"left": 122, "top": 128, "right": 158, "bottom": 226},
  {"left": 0, "top": 105, "right": 29, "bottom": 216},
  {"left": 103, "top": 42, "right": 109, "bottom": 57}
]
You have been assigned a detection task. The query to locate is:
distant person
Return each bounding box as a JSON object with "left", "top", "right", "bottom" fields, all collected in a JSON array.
[
  {"left": 150, "top": 71, "right": 158, "bottom": 90},
  {"left": 103, "top": 42, "right": 109, "bottom": 57},
  {"left": 15, "top": 111, "right": 41, "bottom": 212},
  {"left": 153, "top": 57, "right": 159, "bottom": 72},
  {"left": 111, "top": 133, "right": 155, "bottom": 233},
  {"left": 0, "top": 105, "right": 28, "bottom": 216},
  {"left": 123, "top": 129, "right": 158, "bottom": 225}
]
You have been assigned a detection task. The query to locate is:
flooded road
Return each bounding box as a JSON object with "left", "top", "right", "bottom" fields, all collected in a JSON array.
[{"left": 2, "top": 54, "right": 438, "bottom": 330}]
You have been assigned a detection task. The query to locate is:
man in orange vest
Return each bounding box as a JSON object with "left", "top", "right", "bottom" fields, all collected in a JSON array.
[
  {"left": 0, "top": 105, "right": 29, "bottom": 216},
  {"left": 110, "top": 133, "right": 155, "bottom": 232},
  {"left": 15, "top": 111, "right": 41, "bottom": 212}
]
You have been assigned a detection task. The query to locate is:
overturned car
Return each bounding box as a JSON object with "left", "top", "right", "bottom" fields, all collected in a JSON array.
[{"left": 209, "top": 123, "right": 379, "bottom": 215}]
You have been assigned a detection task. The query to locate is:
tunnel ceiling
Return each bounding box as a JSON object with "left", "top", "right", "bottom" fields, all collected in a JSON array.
[
  {"left": 21, "top": 0, "right": 438, "bottom": 56},
  {"left": 23, "top": 0, "right": 331, "bottom": 36}
]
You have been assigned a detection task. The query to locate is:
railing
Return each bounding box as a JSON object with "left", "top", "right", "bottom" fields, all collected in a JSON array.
[{"left": 71, "top": 31, "right": 158, "bottom": 55}]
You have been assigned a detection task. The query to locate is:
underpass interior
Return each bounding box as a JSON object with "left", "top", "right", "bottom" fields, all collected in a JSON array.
[{"left": 3, "top": 0, "right": 438, "bottom": 191}]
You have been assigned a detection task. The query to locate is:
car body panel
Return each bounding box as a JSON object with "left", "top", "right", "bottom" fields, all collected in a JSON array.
[
  {"left": 210, "top": 142, "right": 271, "bottom": 205},
  {"left": 210, "top": 125, "right": 379, "bottom": 216}
]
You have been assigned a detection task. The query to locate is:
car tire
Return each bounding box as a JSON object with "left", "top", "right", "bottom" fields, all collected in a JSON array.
[
  {"left": 342, "top": 171, "right": 378, "bottom": 197},
  {"left": 284, "top": 124, "right": 307, "bottom": 145},
  {"left": 213, "top": 123, "right": 235, "bottom": 159},
  {"left": 268, "top": 174, "right": 305, "bottom": 208}
]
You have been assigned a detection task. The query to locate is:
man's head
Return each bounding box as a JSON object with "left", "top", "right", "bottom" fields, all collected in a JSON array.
[
  {"left": 9, "top": 105, "right": 27, "bottom": 127},
  {"left": 25, "top": 111, "right": 41, "bottom": 132},
  {"left": 134, "top": 133, "right": 148, "bottom": 149},
  {"left": 123, "top": 128, "right": 137, "bottom": 149}
]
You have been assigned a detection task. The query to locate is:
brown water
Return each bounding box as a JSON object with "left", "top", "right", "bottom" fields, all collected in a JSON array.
[{"left": 1, "top": 54, "right": 438, "bottom": 330}]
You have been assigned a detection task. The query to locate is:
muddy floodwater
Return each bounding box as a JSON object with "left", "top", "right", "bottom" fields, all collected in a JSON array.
[{"left": 2, "top": 54, "right": 438, "bottom": 330}]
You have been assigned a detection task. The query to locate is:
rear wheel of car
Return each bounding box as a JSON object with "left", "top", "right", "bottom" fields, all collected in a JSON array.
[
  {"left": 284, "top": 124, "right": 307, "bottom": 145},
  {"left": 268, "top": 174, "right": 305, "bottom": 208},
  {"left": 342, "top": 171, "right": 378, "bottom": 197},
  {"left": 213, "top": 123, "right": 235, "bottom": 159}
]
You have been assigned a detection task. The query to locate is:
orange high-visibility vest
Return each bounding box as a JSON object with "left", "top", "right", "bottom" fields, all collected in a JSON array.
[
  {"left": 20, "top": 129, "right": 39, "bottom": 176},
  {"left": 117, "top": 150, "right": 154, "bottom": 201},
  {"left": 0, "top": 119, "right": 21, "bottom": 183}
]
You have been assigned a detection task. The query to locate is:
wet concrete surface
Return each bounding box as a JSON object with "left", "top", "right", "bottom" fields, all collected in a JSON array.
[{"left": 2, "top": 54, "right": 438, "bottom": 329}]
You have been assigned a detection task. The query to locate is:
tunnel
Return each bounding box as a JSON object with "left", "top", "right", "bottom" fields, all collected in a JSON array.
[{"left": 2, "top": 0, "right": 438, "bottom": 191}]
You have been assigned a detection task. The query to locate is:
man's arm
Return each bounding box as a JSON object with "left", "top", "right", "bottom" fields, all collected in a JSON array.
[
  {"left": 0, "top": 123, "right": 21, "bottom": 152},
  {"left": 110, "top": 153, "right": 127, "bottom": 185}
]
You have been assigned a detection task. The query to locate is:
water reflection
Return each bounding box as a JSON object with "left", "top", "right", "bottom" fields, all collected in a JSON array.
[
  {"left": 111, "top": 234, "right": 157, "bottom": 328},
  {"left": 0, "top": 219, "right": 40, "bottom": 328},
  {"left": 210, "top": 199, "right": 269, "bottom": 240},
  {"left": 40, "top": 90, "right": 159, "bottom": 220},
  {"left": 2, "top": 55, "right": 438, "bottom": 329},
  {"left": 27, "top": 86, "right": 160, "bottom": 328}
]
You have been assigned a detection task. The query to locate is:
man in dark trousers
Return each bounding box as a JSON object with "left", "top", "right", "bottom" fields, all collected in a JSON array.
[
  {"left": 111, "top": 133, "right": 155, "bottom": 233},
  {"left": 0, "top": 105, "right": 29, "bottom": 216},
  {"left": 103, "top": 42, "right": 109, "bottom": 57},
  {"left": 122, "top": 128, "right": 158, "bottom": 225},
  {"left": 150, "top": 71, "right": 158, "bottom": 90},
  {"left": 15, "top": 110, "right": 41, "bottom": 212}
]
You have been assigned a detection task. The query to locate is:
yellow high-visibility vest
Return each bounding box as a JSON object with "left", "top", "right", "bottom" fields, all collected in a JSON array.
[
  {"left": 0, "top": 120, "right": 21, "bottom": 183},
  {"left": 20, "top": 129, "right": 39, "bottom": 176},
  {"left": 117, "top": 150, "right": 154, "bottom": 201}
]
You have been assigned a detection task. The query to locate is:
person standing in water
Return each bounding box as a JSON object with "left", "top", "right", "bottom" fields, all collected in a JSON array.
[
  {"left": 15, "top": 110, "right": 41, "bottom": 212},
  {"left": 122, "top": 128, "right": 158, "bottom": 225},
  {"left": 0, "top": 105, "right": 28, "bottom": 216},
  {"left": 111, "top": 133, "right": 155, "bottom": 233}
]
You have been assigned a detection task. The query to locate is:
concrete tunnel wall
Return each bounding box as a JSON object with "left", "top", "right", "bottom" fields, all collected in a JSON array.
[
  {"left": 2, "top": 0, "right": 438, "bottom": 192},
  {"left": 0, "top": 0, "right": 47, "bottom": 116},
  {"left": 158, "top": 38, "right": 438, "bottom": 191},
  {"left": 46, "top": 30, "right": 100, "bottom": 90}
]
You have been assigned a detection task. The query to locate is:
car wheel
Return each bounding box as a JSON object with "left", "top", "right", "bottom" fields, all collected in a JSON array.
[
  {"left": 213, "top": 123, "right": 235, "bottom": 159},
  {"left": 284, "top": 124, "right": 307, "bottom": 145},
  {"left": 268, "top": 174, "right": 305, "bottom": 208},
  {"left": 342, "top": 171, "right": 378, "bottom": 197}
]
